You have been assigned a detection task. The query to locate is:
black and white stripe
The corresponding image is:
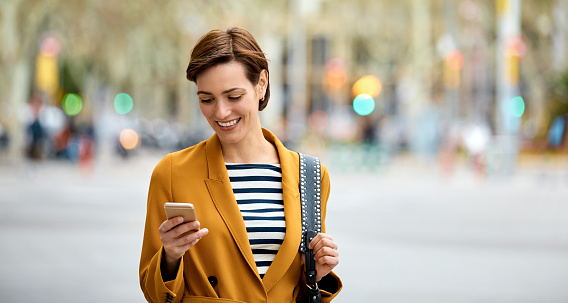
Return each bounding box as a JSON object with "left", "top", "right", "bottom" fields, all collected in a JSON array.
[{"left": 226, "top": 163, "right": 285, "bottom": 279}]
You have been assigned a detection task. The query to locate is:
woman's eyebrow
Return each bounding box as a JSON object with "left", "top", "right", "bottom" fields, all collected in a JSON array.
[
  {"left": 222, "top": 88, "right": 245, "bottom": 94},
  {"left": 197, "top": 88, "right": 245, "bottom": 95}
]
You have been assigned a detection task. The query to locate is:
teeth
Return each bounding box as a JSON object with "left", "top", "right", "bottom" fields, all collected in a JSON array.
[{"left": 217, "top": 118, "right": 240, "bottom": 127}]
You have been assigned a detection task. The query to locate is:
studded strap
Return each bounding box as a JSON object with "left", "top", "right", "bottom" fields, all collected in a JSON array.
[{"left": 298, "top": 153, "right": 322, "bottom": 253}]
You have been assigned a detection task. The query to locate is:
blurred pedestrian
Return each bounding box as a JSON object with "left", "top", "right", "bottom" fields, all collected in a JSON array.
[
  {"left": 139, "top": 27, "right": 341, "bottom": 303},
  {"left": 361, "top": 116, "right": 378, "bottom": 144},
  {"left": 548, "top": 114, "right": 567, "bottom": 151},
  {"left": 25, "top": 93, "right": 46, "bottom": 160},
  {"left": 78, "top": 123, "right": 96, "bottom": 174},
  {"left": 53, "top": 119, "right": 78, "bottom": 160},
  {"left": 0, "top": 123, "right": 9, "bottom": 152}
]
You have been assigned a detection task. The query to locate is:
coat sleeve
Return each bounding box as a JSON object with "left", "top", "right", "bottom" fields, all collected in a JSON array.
[
  {"left": 317, "top": 164, "right": 343, "bottom": 302},
  {"left": 139, "top": 154, "right": 186, "bottom": 303}
]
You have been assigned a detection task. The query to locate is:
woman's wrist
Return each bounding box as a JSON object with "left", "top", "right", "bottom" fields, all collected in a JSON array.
[
  {"left": 161, "top": 249, "right": 181, "bottom": 281},
  {"left": 163, "top": 250, "right": 180, "bottom": 264}
]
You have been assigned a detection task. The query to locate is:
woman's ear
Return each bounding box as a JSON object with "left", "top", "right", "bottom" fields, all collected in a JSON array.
[{"left": 257, "top": 69, "right": 268, "bottom": 98}]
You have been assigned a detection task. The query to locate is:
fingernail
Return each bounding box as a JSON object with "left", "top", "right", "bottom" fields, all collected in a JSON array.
[
  {"left": 177, "top": 217, "right": 183, "bottom": 223},
  {"left": 203, "top": 228, "right": 209, "bottom": 234}
]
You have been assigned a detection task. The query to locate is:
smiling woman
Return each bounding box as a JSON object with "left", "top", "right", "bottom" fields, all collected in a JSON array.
[
  {"left": 139, "top": 27, "right": 342, "bottom": 303},
  {"left": 194, "top": 62, "right": 268, "bottom": 150}
]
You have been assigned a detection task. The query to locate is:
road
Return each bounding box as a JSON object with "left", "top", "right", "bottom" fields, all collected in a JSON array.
[{"left": 1, "top": 152, "right": 567, "bottom": 302}]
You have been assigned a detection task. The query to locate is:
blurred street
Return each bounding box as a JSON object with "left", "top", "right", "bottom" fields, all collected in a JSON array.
[{"left": 1, "top": 153, "right": 567, "bottom": 303}]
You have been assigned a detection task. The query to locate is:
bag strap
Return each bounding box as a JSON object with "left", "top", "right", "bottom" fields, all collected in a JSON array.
[
  {"left": 299, "top": 153, "right": 322, "bottom": 253},
  {"left": 298, "top": 153, "right": 322, "bottom": 303}
]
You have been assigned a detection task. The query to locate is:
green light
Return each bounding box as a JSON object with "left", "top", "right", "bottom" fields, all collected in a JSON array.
[
  {"left": 114, "top": 93, "right": 133, "bottom": 114},
  {"left": 511, "top": 96, "right": 525, "bottom": 118},
  {"left": 62, "top": 93, "right": 83, "bottom": 116},
  {"left": 353, "top": 94, "right": 375, "bottom": 116}
]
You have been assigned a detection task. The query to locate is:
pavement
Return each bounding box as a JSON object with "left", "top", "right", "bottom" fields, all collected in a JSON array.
[{"left": 1, "top": 151, "right": 567, "bottom": 302}]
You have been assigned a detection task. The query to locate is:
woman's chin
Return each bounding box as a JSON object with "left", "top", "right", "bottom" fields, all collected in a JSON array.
[{"left": 216, "top": 130, "right": 243, "bottom": 145}]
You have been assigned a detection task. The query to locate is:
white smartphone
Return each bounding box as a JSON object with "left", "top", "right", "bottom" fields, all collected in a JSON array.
[{"left": 164, "top": 202, "right": 197, "bottom": 223}]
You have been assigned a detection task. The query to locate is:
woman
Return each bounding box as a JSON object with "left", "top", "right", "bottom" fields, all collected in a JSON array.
[{"left": 140, "top": 27, "right": 342, "bottom": 303}]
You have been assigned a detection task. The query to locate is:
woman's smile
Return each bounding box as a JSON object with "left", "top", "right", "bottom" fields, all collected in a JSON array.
[{"left": 217, "top": 117, "right": 241, "bottom": 129}]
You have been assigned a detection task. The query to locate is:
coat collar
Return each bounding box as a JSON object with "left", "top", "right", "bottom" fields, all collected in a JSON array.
[{"left": 203, "top": 128, "right": 302, "bottom": 291}]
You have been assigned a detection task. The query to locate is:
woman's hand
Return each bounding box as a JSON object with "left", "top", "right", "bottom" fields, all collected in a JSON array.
[
  {"left": 309, "top": 233, "right": 339, "bottom": 282},
  {"left": 159, "top": 217, "right": 209, "bottom": 268}
]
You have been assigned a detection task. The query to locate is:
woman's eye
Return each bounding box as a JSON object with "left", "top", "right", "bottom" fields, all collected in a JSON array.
[
  {"left": 200, "top": 98, "right": 213, "bottom": 103},
  {"left": 228, "top": 95, "right": 242, "bottom": 101}
]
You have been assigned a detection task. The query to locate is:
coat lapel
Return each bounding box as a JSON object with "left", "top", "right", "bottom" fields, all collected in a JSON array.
[
  {"left": 203, "top": 129, "right": 303, "bottom": 291},
  {"left": 261, "top": 129, "right": 302, "bottom": 291},
  {"left": 203, "top": 134, "right": 259, "bottom": 279}
]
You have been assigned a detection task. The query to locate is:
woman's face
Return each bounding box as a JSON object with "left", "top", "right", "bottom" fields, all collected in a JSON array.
[{"left": 196, "top": 61, "right": 267, "bottom": 146}]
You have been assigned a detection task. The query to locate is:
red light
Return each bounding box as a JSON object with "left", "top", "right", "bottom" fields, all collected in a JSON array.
[{"left": 506, "top": 36, "right": 527, "bottom": 58}]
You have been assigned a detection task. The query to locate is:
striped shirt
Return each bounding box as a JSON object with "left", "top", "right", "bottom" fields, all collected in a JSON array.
[{"left": 226, "top": 163, "right": 285, "bottom": 279}]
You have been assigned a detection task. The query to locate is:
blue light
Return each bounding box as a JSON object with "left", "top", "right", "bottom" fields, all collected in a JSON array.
[
  {"left": 353, "top": 94, "right": 375, "bottom": 116},
  {"left": 511, "top": 96, "right": 525, "bottom": 118}
]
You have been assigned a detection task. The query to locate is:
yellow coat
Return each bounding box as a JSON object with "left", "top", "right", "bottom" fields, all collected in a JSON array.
[{"left": 140, "top": 128, "right": 342, "bottom": 303}]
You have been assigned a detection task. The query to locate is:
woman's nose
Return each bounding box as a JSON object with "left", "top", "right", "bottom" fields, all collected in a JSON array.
[{"left": 215, "top": 99, "right": 231, "bottom": 118}]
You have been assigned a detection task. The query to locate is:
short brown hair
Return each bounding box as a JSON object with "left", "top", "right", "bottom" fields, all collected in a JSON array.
[{"left": 186, "top": 27, "right": 270, "bottom": 111}]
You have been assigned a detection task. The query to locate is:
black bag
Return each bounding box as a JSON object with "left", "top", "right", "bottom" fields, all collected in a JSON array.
[{"left": 297, "top": 153, "right": 322, "bottom": 303}]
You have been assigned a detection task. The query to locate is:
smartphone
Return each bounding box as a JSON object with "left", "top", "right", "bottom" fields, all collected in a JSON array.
[{"left": 164, "top": 202, "right": 197, "bottom": 223}]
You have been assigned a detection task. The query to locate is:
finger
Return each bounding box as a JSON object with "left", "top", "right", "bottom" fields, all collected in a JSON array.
[
  {"left": 158, "top": 217, "right": 184, "bottom": 233},
  {"left": 314, "top": 246, "right": 339, "bottom": 261},
  {"left": 173, "top": 228, "right": 209, "bottom": 253},
  {"left": 172, "top": 221, "right": 201, "bottom": 238},
  {"left": 165, "top": 228, "right": 208, "bottom": 257},
  {"left": 159, "top": 218, "right": 184, "bottom": 245},
  {"left": 176, "top": 233, "right": 205, "bottom": 254},
  {"left": 160, "top": 220, "right": 198, "bottom": 244},
  {"left": 316, "top": 255, "right": 339, "bottom": 268},
  {"left": 312, "top": 237, "right": 338, "bottom": 254},
  {"left": 161, "top": 222, "right": 205, "bottom": 248},
  {"left": 174, "top": 227, "right": 209, "bottom": 246},
  {"left": 309, "top": 233, "right": 334, "bottom": 250}
]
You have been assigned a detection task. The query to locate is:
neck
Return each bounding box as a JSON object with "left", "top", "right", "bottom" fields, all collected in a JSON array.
[{"left": 221, "top": 128, "right": 279, "bottom": 164}]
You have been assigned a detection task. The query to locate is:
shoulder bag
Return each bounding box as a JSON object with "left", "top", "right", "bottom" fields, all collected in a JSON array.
[{"left": 298, "top": 153, "right": 322, "bottom": 303}]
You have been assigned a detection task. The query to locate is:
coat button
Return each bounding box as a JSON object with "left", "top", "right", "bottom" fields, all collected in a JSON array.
[{"left": 208, "top": 276, "right": 218, "bottom": 287}]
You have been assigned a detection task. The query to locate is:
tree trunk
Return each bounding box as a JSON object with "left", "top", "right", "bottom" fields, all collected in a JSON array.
[{"left": 7, "top": 58, "right": 32, "bottom": 162}]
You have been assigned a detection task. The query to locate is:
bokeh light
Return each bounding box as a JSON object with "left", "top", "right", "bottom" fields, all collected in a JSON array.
[
  {"left": 506, "top": 36, "right": 527, "bottom": 58},
  {"left": 62, "top": 93, "right": 83, "bottom": 116},
  {"left": 40, "top": 34, "right": 61, "bottom": 56},
  {"left": 119, "top": 128, "right": 140, "bottom": 150},
  {"left": 327, "top": 66, "right": 347, "bottom": 89},
  {"left": 510, "top": 96, "right": 525, "bottom": 118},
  {"left": 353, "top": 94, "right": 375, "bottom": 116},
  {"left": 352, "top": 75, "right": 382, "bottom": 98},
  {"left": 114, "top": 93, "right": 134, "bottom": 114},
  {"left": 445, "top": 50, "right": 464, "bottom": 71}
]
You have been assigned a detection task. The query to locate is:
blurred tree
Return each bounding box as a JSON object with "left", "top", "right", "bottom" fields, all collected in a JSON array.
[
  {"left": 1, "top": 0, "right": 568, "bottom": 161},
  {"left": 1, "top": 0, "right": 60, "bottom": 160}
]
